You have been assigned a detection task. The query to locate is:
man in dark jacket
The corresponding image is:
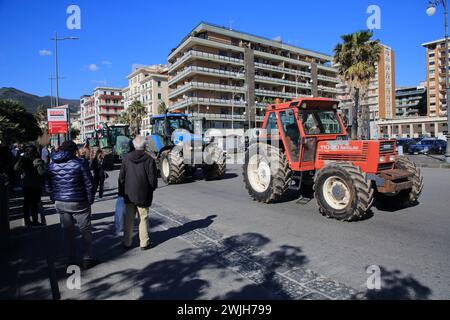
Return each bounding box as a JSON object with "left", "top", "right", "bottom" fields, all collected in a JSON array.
[
  {"left": 118, "top": 135, "right": 157, "bottom": 250},
  {"left": 46, "top": 140, "right": 97, "bottom": 269}
]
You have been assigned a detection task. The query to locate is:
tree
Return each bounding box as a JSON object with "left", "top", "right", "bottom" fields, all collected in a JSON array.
[
  {"left": 0, "top": 100, "right": 42, "bottom": 144},
  {"left": 35, "top": 104, "right": 48, "bottom": 124},
  {"left": 114, "top": 110, "right": 130, "bottom": 125},
  {"left": 127, "top": 100, "right": 147, "bottom": 134},
  {"left": 333, "top": 30, "right": 381, "bottom": 139},
  {"left": 70, "top": 128, "right": 80, "bottom": 140},
  {"left": 158, "top": 101, "right": 167, "bottom": 115}
]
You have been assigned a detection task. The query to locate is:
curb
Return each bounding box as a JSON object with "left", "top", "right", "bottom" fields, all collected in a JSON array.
[{"left": 416, "top": 163, "right": 450, "bottom": 169}]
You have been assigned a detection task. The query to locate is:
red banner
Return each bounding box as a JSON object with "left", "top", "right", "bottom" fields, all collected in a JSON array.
[{"left": 48, "top": 121, "right": 68, "bottom": 134}]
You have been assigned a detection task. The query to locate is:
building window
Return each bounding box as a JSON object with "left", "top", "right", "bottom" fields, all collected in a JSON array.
[
  {"left": 158, "top": 93, "right": 162, "bottom": 100},
  {"left": 157, "top": 81, "right": 161, "bottom": 88}
]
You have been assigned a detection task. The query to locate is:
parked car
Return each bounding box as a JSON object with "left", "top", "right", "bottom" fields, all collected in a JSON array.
[
  {"left": 396, "top": 138, "right": 413, "bottom": 153},
  {"left": 408, "top": 138, "right": 447, "bottom": 155}
]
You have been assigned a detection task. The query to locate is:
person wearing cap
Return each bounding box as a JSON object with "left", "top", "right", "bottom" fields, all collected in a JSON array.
[{"left": 46, "top": 140, "right": 97, "bottom": 269}]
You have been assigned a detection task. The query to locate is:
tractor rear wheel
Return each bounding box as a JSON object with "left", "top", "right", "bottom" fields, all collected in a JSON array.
[
  {"left": 243, "top": 143, "right": 292, "bottom": 203},
  {"left": 202, "top": 145, "right": 226, "bottom": 180},
  {"left": 377, "top": 156, "right": 424, "bottom": 208},
  {"left": 160, "top": 147, "right": 186, "bottom": 184},
  {"left": 314, "top": 162, "right": 374, "bottom": 221}
]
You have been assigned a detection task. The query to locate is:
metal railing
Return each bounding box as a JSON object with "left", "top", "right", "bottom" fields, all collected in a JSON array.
[{"left": 169, "top": 82, "right": 246, "bottom": 99}]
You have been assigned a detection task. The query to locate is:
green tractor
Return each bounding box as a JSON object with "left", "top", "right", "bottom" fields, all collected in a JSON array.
[
  {"left": 146, "top": 113, "right": 226, "bottom": 184},
  {"left": 89, "top": 122, "right": 131, "bottom": 170}
]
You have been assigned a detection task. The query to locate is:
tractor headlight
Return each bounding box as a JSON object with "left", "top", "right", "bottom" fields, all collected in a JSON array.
[
  {"left": 389, "top": 155, "right": 395, "bottom": 162},
  {"left": 379, "top": 156, "right": 385, "bottom": 163}
]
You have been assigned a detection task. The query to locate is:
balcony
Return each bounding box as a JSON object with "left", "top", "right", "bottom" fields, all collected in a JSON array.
[
  {"left": 189, "top": 112, "right": 265, "bottom": 122},
  {"left": 169, "top": 66, "right": 244, "bottom": 86},
  {"left": 254, "top": 62, "right": 311, "bottom": 78},
  {"left": 255, "top": 75, "right": 311, "bottom": 89},
  {"left": 169, "top": 50, "right": 244, "bottom": 73},
  {"left": 170, "top": 97, "right": 246, "bottom": 110},
  {"left": 169, "top": 82, "right": 246, "bottom": 99}
]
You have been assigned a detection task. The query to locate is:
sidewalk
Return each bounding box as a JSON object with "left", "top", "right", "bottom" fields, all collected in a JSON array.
[{"left": 1, "top": 184, "right": 361, "bottom": 300}]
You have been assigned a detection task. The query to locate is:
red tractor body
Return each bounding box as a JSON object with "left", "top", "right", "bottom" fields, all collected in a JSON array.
[{"left": 243, "top": 97, "right": 423, "bottom": 221}]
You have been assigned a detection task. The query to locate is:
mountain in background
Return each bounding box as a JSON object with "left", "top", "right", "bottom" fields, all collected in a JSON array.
[{"left": 0, "top": 87, "right": 80, "bottom": 114}]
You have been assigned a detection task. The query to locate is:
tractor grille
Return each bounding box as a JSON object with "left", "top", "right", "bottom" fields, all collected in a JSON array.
[
  {"left": 378, "top": 162, "right": 394, "bottom": 171},
  {"left": 379, "top": 141, "right": 396, "bottom": 155},
  {"left": 318, "top": 142, "right": 368, "bottom": 162}
]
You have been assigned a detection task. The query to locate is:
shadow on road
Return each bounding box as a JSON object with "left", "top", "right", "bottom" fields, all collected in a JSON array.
[
  {"left": 354, "top": 266, "right": 432, "bottom": 300},
  {"left": 69, "top": 232, "right": 309, "bottom": 300}
]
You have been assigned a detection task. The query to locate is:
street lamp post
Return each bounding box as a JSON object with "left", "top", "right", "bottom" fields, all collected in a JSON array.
[
  {"left": 427, "top": 0, "right": 450, "bottom": 163},
  {"left": 50, "top": 32, "right": 79, "bottom": 141}
]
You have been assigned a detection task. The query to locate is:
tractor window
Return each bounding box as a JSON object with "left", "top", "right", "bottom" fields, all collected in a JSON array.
[
  {"left": 300, "top": 110, "right": 342, "bottom": 135},
  {"left": 266, "top": 112, "right": 278, "bottom": 134},
  {"left": 279, "top": 110, "right": 301, "bottom": 160}
]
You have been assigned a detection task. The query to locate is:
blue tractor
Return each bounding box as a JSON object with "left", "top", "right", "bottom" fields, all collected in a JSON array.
[{"left": 147, "top": 113, "right": 226, "bottom": 184}]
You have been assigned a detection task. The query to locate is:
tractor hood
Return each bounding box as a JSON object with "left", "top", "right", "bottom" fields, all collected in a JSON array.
[{"left": 173, "top": 130, "right": 205, "bottom": 145}]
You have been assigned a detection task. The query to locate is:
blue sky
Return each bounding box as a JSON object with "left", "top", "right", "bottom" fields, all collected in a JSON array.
[{"left": 0, "top": 0, "right": 444, "bottom": 99}]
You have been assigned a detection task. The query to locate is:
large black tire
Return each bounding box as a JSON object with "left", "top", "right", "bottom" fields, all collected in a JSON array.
[
  {"left": 159, "top": 147, "right": 186, "bottom": 184},
  {"left": 378, "top": 156, "right": 424, "bottom": 207},
  {"left": 202, "top": 145, "right": 226, "bottom": 180},
  {"left": 314, "top": 162, "right": 374, "bottom": 221},
  {"left": 243, "top": 143, "right": 292, "bottom": 203},
  {"left": 103, "top": 153, "right": 115, "bottom": 171}
]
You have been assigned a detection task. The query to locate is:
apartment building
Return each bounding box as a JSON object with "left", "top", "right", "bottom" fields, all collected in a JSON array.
[
  {"left": 123, "top": 65, "right": 169, "bottom": 135},
  {"left": 422, "top": 39, "right": 448, "bottom": 117},
  {"left": 395, "top": 85, "right": 427, "bottom": 118},
  {"left": 167, "top": 22, "right": 339, "bottom": 129},
  {"left": 79, "top": 87, "right": 124, "bottom": 142},
  {"left": 362, "top": 44, "right": 396, "bottom": 122}
]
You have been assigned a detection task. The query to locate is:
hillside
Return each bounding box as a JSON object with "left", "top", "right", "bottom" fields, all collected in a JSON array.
[{"left": 0, "top": 87, "right": 80, "bottom": 114}]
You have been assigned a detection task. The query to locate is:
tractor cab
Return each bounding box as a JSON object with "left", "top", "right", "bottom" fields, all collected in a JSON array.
[{"left": 261, "top": 98, "right": 347, "bottom": 172}]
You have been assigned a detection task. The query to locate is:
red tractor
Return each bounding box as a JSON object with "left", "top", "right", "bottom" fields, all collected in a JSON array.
[{"left": 243, "top": 98, "right": 424, "bottom": 221}]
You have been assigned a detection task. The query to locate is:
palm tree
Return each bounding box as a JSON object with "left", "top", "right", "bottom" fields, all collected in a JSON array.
[
  {"left": 334, "top": 30, "right": 381, "bottom": 139},
  {"left": 34, "top": 104, "right": 48, "bottom": 128},
  {"left": 114, "top": 110, "right": 130, "bottom": 125},
  {"left": 157, "top": 101, "right": 167, "bottom": 115},
  {"left": 127, "top": 100, "right": 147, "bottom": 134}
]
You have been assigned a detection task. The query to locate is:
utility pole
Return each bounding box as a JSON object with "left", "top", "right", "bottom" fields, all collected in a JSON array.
[{"left": 426, "top": 0, "right": 450, "bottom": 163}]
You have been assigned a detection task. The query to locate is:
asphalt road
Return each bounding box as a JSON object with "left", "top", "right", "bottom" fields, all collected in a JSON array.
[{"left": 136, "top": 162, "right": 450, "bottom": 299}]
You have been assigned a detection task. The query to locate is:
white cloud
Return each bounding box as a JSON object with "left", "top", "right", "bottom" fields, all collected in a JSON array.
[
  {"left": 101, "top": 60, "right": 112, "bottom": 66},
  {"left": 91, "top": 79, "right": 107, "bottom": 85},
  {"left": 88, "top": 64, "right": 99, "bottom": 72},
  {"left": 39, "top": 49, "right": 52, "bottom": 56}
]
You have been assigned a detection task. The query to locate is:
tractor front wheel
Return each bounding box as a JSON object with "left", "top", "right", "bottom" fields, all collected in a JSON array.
[
  {"left": 160, "top": 147, "right": 186, "bottom": 184},
  {"left": 377, "top": 156, "right": 424, "bottom": 208},
  {"left": 243, "top": 143, "right": 292, "bottom": 203},
  {"left": 314, "top": 162, "right": 374, "bottom": 221}
]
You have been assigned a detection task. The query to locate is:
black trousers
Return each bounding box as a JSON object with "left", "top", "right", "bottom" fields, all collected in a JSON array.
[
  {"left": 92, "top": 176, "right": 105, "bottom": 199},
  {"left": 23, "top": 187, "right": 42, "bottom": 223}
]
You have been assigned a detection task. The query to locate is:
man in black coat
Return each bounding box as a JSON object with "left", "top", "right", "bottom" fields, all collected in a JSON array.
[{"left": 118, "top": 135, "right": 157, "bottom": 250}]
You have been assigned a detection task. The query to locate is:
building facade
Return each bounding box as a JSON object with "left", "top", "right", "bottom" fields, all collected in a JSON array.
[
  {"left": 378, "top": 116, "right": 447, "bottom": 140},
  {"left": 422, "top": 39, "right": 448, "bottom": 117},
  {"left": 395, "top": 85, "right": 427, "bottom": 118},
  {"left": 123, "top": 65, "right": 169, "bottom": 136},
  {"left": 167, "top": 22, "right": 339, "bottom": 129},
  {"left": 79, "top": 87, "right": 124, "bottom": 142},
  {"left": 358, "top": 44, "right": 396, "bottom": 139}
]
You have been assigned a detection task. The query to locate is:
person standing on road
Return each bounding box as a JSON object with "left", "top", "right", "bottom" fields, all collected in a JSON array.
[
  {"left": 41, "top": 143, "right": 51, "bottom": 165},
  {"left": 46, "top": 140, "right": 98, "bottom": 269},
  {"left": 118, "top": 135, "right": 157, "bottom": 250},
  {"left": 90, "top": 149, "right": 107, "bottom": 199},
  {"left": 14, "top": 145, "right": 46, "bottom": 227}
]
